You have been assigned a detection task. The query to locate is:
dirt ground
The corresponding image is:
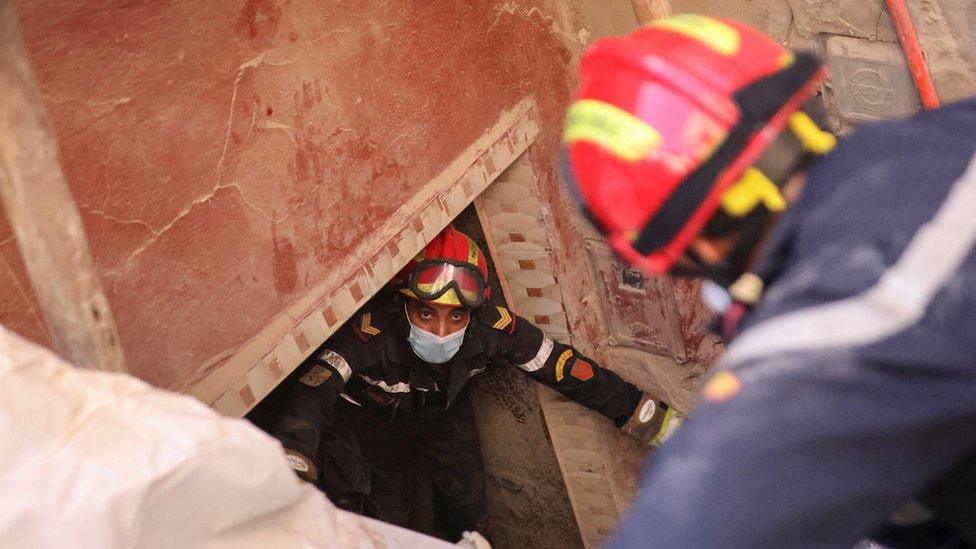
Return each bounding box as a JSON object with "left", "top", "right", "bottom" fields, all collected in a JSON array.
[{"left": 455, "top": 204, "right": 583, "bottom": 549}]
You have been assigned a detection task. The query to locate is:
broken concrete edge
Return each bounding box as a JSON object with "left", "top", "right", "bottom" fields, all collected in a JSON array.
[{"left": 188, "top": 97, "right": 541, "bottom": 417}]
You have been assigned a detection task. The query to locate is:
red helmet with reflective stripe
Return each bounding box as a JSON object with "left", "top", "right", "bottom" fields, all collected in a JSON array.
[
  {"left": 392, "top": 225, "right": 490, "bottom": 308},
  {"left": 562, "top": 14, "right": 828, "bottom": 275}
]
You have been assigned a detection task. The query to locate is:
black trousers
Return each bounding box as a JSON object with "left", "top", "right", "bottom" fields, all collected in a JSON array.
[{"left": 316, "top": 391, "right": 488, "bottom": 541}]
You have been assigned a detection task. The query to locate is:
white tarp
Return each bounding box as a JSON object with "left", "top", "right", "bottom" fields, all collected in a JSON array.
[{"left": 0, "top": 325, "right": 458, "bottom": 548}]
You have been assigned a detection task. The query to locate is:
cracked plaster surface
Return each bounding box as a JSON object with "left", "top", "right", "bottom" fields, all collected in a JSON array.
[
  {"left": 2, "top": 0, "right": 583, "bottom": 390},
  {"left": 0, "top": 237, "right": 49, "bottom": 346}
]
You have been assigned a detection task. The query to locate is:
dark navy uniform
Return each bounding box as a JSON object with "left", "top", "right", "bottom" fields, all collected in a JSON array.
[
  {"left": 609, "top": 98, "right": 976, "bottom": 548},
  {"left": 265, "top": 292, "right": 644, "bottom": 538}
]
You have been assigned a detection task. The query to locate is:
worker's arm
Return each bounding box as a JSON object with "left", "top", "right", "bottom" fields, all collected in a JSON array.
[
  {"left": 479, "top": 306, "right": 677, "bottom": 443},
  {"left": 271, "top": 326, "right": 370, "bottom": 483},
  {"left": 609, "top": 346, "right": 976, "bottom": 548}
]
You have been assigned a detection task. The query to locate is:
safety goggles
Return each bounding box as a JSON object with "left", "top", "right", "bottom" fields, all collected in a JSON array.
[{"left": 407, "top": 259, "right": 487, "bottom": 308}]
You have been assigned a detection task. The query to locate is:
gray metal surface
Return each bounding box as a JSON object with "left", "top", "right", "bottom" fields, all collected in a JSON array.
[{"left": 826, "top": 35, "right": 921, "bottom": 123}]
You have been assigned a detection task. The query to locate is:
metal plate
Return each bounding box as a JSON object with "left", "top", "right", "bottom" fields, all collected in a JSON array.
[
  {"left": 583, "top": 239, "right": 688, "bottom": 363},
  {"left": 826, "top": 35, "right": 921, "bottom": 123}
]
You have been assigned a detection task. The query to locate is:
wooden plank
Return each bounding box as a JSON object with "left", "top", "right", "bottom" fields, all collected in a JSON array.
[
  {"left": 630, "top": 0, "right": 672, "bottom": 24},
  {"left": 0, "top": 2, "right": 125, "bottom": 372}
]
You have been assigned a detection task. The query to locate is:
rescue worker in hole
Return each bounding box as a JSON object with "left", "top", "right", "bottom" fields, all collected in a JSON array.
[
  {"left": 260, "top": 225, "right": 681, "bottom": 540},
  {"left": 560, "top": 14, "right": 976, "bottom": 548}
]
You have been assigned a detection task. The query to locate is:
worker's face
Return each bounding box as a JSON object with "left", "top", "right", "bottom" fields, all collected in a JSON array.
[
  {"left": 405, "top": 299, "right": 471, "bottom": 337},
  {"left": 683, "top": 172, "right": 808, "bottom": 275}
]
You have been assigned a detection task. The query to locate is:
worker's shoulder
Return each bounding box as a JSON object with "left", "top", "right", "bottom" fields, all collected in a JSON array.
[
  {"left": 801, "top": 102, "right": 976, "bottom": 226},
  {"left": 829, "top": 99, "right": 976, "bottom": 173},
  {"left": 347, "top": 293, "right": 400, "bottom": 342},
  {"left": 475, "top": 304, "right": 519, "bottom": 335}
]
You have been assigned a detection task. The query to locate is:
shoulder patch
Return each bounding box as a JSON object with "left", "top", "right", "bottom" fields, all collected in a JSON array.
[
  {"left": 299, "top": 365, "right": 334, "bottom": 387},
  {"left": 570, "top": 359, "right": 594, "bottom": 381},
  {"left": 352, "top": 311, "right": 383, "bottom": 341},
  {"left": 478, "top": 305, "right": 517, "bottom": 335},
  {"left": 554, "top": 349, "right": 574, "bottom": 381}
]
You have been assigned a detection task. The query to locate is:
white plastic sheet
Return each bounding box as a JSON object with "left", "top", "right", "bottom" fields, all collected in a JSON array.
[{"left": 0, "top": 325, "right": 454, "bottom": 548}]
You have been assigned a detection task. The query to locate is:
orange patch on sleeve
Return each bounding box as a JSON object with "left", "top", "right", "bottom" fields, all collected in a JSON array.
[
  {"left": 702, "top": 371, "right": 741, "bottom": 402},
  {"left": 570, "top": 360, "right": 594, "bottom": 381}
]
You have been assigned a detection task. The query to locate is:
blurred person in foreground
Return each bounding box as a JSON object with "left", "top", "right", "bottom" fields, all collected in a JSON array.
[{"left": 560, "top": 13, "right": 976, "bottom": 548}]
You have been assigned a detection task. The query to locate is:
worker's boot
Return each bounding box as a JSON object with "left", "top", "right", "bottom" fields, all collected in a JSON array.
[{"left": 622, "top": 392, "right": 684, "bottom": 447}]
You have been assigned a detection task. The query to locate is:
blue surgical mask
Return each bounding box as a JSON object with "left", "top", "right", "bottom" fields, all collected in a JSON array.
[{"left": 406, "top": 307, "right": 467, "bottom": 364}]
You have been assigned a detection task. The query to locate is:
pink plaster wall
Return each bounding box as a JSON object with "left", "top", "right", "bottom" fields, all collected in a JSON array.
[
  {"left": 0, "top": 215, "right": 49, "bottom": 347},
  {"left": 1, "top": 0, "right": 580, "bottom": 390}
]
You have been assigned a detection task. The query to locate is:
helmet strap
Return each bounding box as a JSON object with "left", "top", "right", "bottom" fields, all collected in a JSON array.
[
  {"left": 690, "top": 107, "right": 830, "bottom": 288},
  {"left": 688, "top": 206, "right": 774, "bottom": 288},
  {"left": 708, "top": 111, "right": 816, "bottom": 232}
]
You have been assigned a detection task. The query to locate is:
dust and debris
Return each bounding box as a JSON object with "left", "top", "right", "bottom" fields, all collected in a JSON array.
[{"left": 453, "top": 204, "right": 581, "bottom": 548}]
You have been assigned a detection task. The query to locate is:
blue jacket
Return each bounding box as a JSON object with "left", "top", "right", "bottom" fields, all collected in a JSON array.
[{"left": 609, "top": 98, "right": 976, "bottom": 548}]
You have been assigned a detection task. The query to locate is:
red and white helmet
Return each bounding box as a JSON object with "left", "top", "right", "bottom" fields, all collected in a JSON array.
[
  {"left": 392, "top": 225, "right": 490, "bottom": 308},
  {"left": 562, "top": 14, "right": 831, "bottom": 275}
]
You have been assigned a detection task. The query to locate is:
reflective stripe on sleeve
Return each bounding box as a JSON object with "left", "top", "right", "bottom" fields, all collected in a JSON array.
[
  {"left": 650, "top": 408, "right": 684, "bottom": 447},
  {"left": 359, "top": 375, "right": 410, "bottom": 393},
  {"left": 725, "top": 151, "right": 976, "bottom": 372},
  {"left": 516, "top": 336, "right": 555, "bottom": 372},
  {"left": 318, "top": 349, "right": 352, "bottom": 382}
]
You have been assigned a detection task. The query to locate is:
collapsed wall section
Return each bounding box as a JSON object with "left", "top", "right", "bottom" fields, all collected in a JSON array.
[{"left": 0, "top": 0, "right": 587, "bottom": 396}]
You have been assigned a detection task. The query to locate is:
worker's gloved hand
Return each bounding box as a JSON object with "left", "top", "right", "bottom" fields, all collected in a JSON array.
[
  {"left": 283, "top": 448, "right": 318, "bottom": 483},
  {"left": 621, "top": 392, "right": 684, "bottom": 447},
  {"left": 458, "top": 531, "right": 492, "bottom": 549}
]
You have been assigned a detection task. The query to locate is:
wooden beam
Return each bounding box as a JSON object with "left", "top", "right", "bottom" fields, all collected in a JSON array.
[
  {"left": 630, "top": 0, "right": 672, "bottom": 25},
  {"left": 0, "top": 1, "right": 126, "bottom": 372}
]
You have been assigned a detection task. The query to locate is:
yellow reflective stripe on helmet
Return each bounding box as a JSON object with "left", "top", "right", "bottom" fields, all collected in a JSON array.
[
  {"left": 399, "top": 287, "right": 417, "bottom": 299},
  {"left": 564, "top": 99, "right": 662, "bottom": 162},
  {"left": 790, "top": 111, "right": 837, "bottom": 155},
  {"left": 777, "top": 50, "right": 796, "bottom": 68},
  {"left": 413, "top": 283, "right": 464, "bottom": 306},
  {"left": 435, "top": 289, "right": 463, "bottom": 306},
  {"left": 721, "top": 168, "right": 787, "bottom": 217},
  {"left": 466, "top": 236, "right": 480, "bottom": 267},
  {"left": 649, "top": 15, "right": 740, "bottom": 56},
  {"left": 401, "top": 286, "right": 462, "bottom": 306}
]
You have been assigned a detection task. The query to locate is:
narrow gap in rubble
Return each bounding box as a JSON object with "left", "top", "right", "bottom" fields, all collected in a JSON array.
[
  {"left": 457, "top": 166, "right": 583, "bottom": 549},
  {"left": 246, "top": 158, "right": 578, "bottom": 547}
]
